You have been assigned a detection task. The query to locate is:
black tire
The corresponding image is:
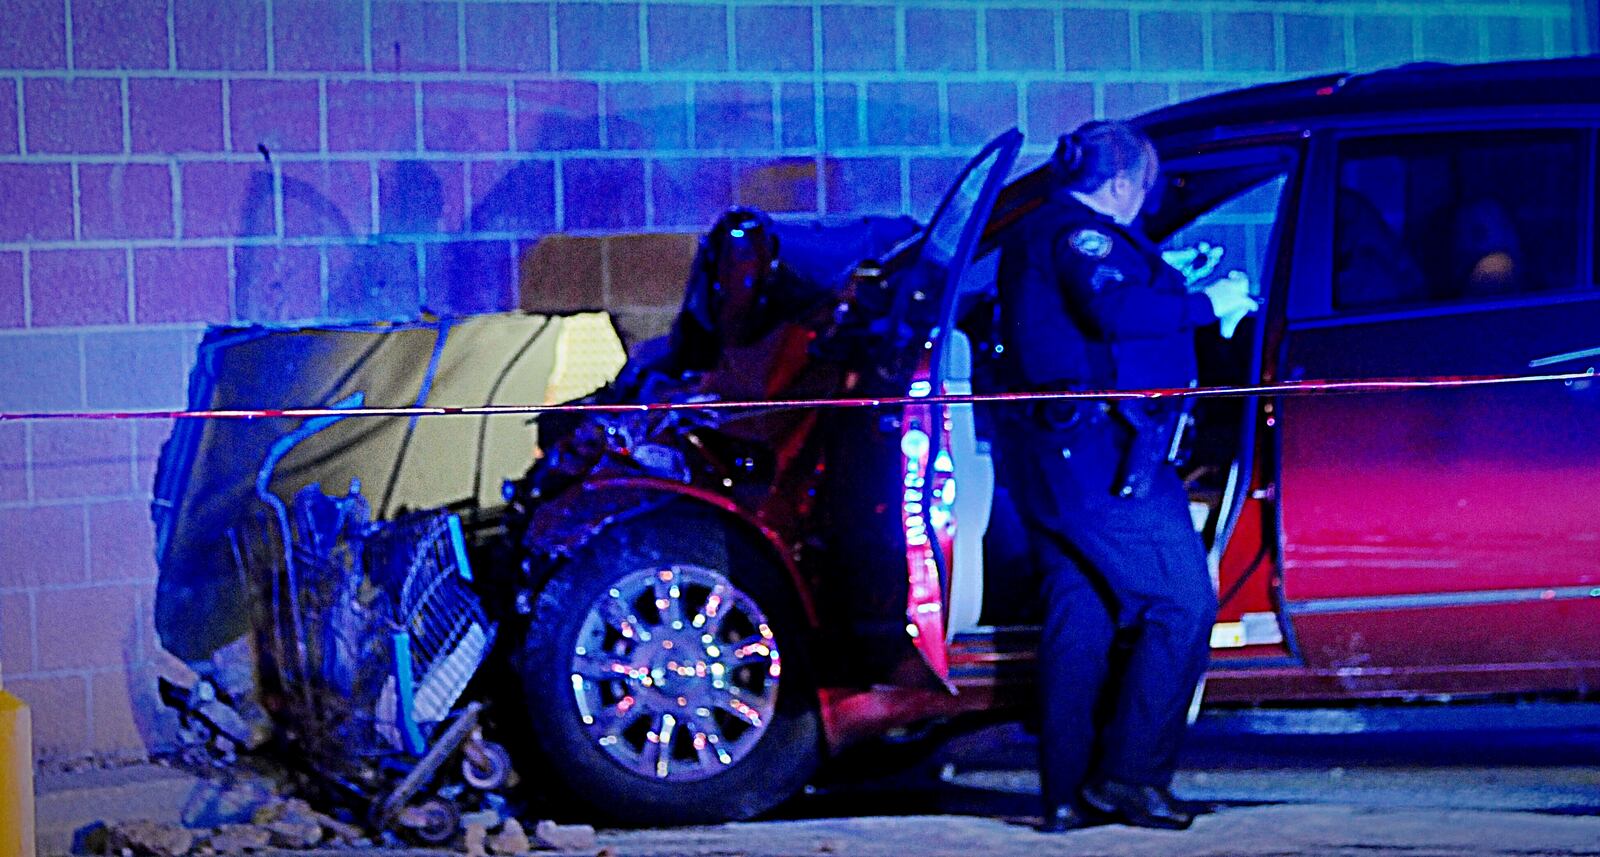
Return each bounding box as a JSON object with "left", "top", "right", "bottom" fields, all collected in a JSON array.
[{"left": 515, "top": 506, "right": 821, "bottom": 825}]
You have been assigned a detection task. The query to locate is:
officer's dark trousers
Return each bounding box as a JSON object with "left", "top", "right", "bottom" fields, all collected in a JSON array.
[{"left": 1002, "top": 412, "right": 1217, "bottom": 807}]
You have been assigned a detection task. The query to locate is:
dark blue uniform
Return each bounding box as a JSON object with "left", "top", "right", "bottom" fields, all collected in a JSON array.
[{"left": 997, "top": 191, "right": 1218, "bottom": 810}]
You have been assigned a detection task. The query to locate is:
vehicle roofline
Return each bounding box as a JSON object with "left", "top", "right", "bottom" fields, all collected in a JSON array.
[
  {"left": 1151, "top": 104, "right": 1600, "bottom": 151},
  {"left": 1134, "top": 71, "right": 1352, "bottom": 139},
  {"left": 1133, "top": 56, "right": 1600, "bottom": 143},
  {"left": 875, "top": 57, "right": 1600, "bottom": 277}
]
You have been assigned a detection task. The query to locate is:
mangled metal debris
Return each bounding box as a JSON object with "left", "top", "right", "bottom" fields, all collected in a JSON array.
[
  {"left": 221, "top": 408, "right": 510, "bottom": 843},
  {"left": 147, "top": 311, "right": 632, "bottom": 839}
]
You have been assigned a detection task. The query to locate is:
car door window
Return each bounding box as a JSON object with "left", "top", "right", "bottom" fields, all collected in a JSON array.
[
  {"left": 907, "top": 131, "right": 1022, "bottom": 350},
  {"left": 1162, "top": 171, "right": 1289, "bottom": 299},
  {"left": 1332, "top": 130, "right": 1587, "bottom": 312}
]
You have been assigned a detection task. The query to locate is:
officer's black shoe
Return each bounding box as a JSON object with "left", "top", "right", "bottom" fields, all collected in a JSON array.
[
  {"left": 1037, "top": 802, "right": 1099, "bottom": 833},
  {"left": 1081, "top": 781, "right": 1195, "bottom": 831}
]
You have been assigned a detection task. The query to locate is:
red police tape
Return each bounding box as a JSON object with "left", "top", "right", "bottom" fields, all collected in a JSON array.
[{"left": 0, "top": 368, "right": 1592, "bottom": 422}]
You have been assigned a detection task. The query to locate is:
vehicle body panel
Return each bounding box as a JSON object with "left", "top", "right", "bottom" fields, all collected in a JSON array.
[{"left": 1272, "top": 112, "right": 1600, "bottom": 680}]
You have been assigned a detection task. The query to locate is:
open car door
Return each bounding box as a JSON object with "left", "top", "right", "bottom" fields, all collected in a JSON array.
[{"left": 891, "top": 130, "right": 1022, "bottom": 684}]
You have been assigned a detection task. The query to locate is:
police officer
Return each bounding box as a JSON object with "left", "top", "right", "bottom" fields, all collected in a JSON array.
[{"left": 997, "top": 121, "right": 1256, "bottom": 833}]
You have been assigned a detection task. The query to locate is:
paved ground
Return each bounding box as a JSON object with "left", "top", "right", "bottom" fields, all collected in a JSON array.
[
  {"left": 38, "top": 709, "right": 1600, "bottom": 856},
  {"left": 705, "top": 715, "right": 1600, "bottom": 857},
  {"left": 596, "top": 807, "right": 1600, "bottom": 856}
]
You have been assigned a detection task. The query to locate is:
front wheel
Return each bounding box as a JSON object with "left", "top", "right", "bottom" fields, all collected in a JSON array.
[{"left": 515, "top": 510, "right": 821, "bottom": 825}]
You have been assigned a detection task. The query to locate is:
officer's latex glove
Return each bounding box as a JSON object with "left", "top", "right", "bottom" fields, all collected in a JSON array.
[
  {"left": 1203, "top": 271, "right": 1259, "bottom": 339},
  {"left": 1162, "top": 242, "right": 1224, "bottom": 287}
]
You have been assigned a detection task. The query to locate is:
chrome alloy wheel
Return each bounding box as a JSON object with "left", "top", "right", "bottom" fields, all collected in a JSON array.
[{"left": 568, "top": 564, "right": 782, "bottom": 782}]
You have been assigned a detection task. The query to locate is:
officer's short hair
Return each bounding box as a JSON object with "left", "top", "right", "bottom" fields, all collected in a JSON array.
[{"left": 1053, "top": 122, "right": 1155, "bottom": 195}]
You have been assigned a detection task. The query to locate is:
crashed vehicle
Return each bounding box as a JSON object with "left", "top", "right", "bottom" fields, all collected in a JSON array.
[
  {"left": 491, "top": 57, "right": 1600, "bottom": 824},
  {"left": 154, "top": 57, "right": 1600, "bottom": 830}
]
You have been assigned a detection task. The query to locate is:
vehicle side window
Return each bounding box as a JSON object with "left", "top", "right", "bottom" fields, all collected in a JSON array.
[
  {"left": 1164, "top": 173, "right": 1288, "bottom": 297},
  {"left": 1332, "top": 130, "right": 1586, "bottom": 312}
]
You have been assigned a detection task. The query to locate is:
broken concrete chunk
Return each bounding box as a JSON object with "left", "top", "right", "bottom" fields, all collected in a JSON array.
[
  {"left": 464, "top": 823, "right": 490, "bottom": 857},
  {"left": 532, "top": 820, "right": 596, "bottom": 853},
  {"left": 151, "top": 648, "right": 202, "bottom": 690},
  {"left": 245, "top": 796, "right": 331, "bottom": 848},
  {"left": 265, "top": 818, "right": 324, "bottom": 849},
  {"left": 107, "top": 820, "right": 196, "bottom": 857},
  {"left": 488, "top": 818, "right": 531, "bottom": 855},
  {"left": 71, "top": 821, "right": 112, "bottom": 855},
  {"left": 205, "top": 824, "right": 271, "bottom": 854},
  {"left": 211, "top": 636, "right": 273, "bottom": 748},
  {"left": 275, "top": 798, "right": 318, "bottom": 823},
  {"left": 250, "top": 797, "right": 301, "bottom": 825},
  {"left": 460, "top": 810, "right": 502, "bottom": 830},
  {"left": 308, "top": 808, "right": 365, "bottom": 842}
]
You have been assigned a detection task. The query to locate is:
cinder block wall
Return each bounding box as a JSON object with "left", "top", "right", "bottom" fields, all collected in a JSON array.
[{"left": 0, "top": 0, "right": 1583, "bottom": 762}]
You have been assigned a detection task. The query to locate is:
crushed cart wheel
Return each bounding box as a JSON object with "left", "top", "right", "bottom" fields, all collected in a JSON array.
[
  {"left": 397, "top": 798, "right": 459, "bottom": 845},
  {"left": 516, "top": 506, "right": 820, "bottom": 825},
  {"left": 462, "top": 739, "right": 513, "bottom": 790}
]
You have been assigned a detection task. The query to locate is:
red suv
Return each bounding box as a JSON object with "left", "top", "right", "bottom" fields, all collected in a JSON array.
[{"left": 494, "top": 57, "right": 1600, "bottom": 825}]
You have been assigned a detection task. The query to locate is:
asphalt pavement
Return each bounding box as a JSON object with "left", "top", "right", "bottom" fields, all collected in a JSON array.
[
  {"left": 708, "top": 705, "right": 1600, "bottom": 856},
  {"left": 38, "top": 705, "right": 1600, "bottom": 856}
]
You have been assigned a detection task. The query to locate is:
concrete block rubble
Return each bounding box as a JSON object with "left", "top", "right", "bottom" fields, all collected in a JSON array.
[{"left": 77, "top": 798, "right": 597, "bottom": 856}]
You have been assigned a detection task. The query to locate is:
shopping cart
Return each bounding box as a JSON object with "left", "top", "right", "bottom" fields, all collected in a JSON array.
[{"left": 230, "top": 395, "right": 509, "bottom": 842}]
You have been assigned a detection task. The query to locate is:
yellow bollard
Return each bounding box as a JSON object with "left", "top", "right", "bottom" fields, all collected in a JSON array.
[{"left": 0, "top": 660, "right": 36, "bottom": 857}]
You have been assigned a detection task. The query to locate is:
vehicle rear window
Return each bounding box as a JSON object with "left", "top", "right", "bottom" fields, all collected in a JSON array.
[{"left": 1332, "top": 130, "right": 1586, "bottom": 312}]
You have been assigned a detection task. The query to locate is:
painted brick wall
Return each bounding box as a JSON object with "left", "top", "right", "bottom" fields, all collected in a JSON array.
[{"left": 0, "top": 0, "right": 1585, "bottom": 761}]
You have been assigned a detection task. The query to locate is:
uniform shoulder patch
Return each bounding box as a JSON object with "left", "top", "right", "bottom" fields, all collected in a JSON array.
[{"left": 1068, "top": 228, "right": 1113, "bottom": 259}]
